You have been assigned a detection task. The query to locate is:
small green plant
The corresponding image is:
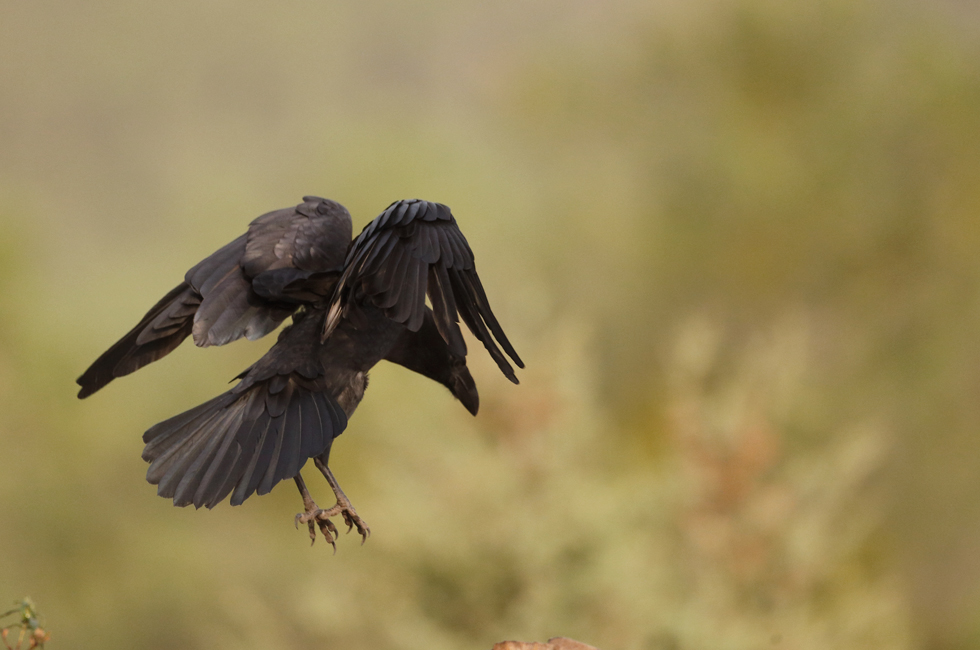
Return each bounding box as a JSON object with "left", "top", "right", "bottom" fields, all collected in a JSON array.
[{"left": 0, "top": 599, "right": 49, "bottom": 650}]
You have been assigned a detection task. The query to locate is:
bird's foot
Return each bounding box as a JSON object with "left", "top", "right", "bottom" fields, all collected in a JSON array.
[
  {"left": 338, "top": 501, "right": 371, "bottom": 544},
  {"left": 294, "top": 497, "right": 370, "bottom": 551},
  {"left": 295, "top": 502, "right": 341, "bottom": 550}
]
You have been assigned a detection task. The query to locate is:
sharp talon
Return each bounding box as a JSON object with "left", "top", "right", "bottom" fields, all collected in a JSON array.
[
  {"left": 323, "top": 517, "right": 339, "bottom": 537},
  {"left": 294, "top": 483, "right": 368, "bottom": 550}
]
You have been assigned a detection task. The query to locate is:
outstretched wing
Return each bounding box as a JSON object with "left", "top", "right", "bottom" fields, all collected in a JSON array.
[
  {"left": 77, "top": 197, "right": 352, "bottom": 398},
  {"left": 141, "top": 310, "right": 347, "bottom": 508},
  {"left": 323, "top": 199, "right": 523, "bottom": 383}
]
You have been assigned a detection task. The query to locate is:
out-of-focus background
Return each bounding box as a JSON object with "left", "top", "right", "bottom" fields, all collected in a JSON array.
[{"left": 1, "top": 0, "right": 980, "bottom": 648}]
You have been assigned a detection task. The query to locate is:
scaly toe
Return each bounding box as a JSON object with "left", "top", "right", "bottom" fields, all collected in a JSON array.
[
  {"left": 341, "top": 510, "right": 370, "bottom": 543},
  {"left": 315, "top": 513, "right": 340, "bottom": 538}
]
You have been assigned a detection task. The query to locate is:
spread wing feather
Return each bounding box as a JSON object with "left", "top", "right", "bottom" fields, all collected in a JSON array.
[
  {"left": 76, "top": 283, "right": 201, "bottom": 398},
  {"left": 323, "top": 199, "right": 523, "bottom": 383},
  {"left": 77, "top": 197, "right": 353, "bottom": 398}
]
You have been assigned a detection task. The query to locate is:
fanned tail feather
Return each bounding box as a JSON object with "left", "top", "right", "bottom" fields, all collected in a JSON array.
[{"left": 142, "top": 382, "right": 347, "bottom": 508}]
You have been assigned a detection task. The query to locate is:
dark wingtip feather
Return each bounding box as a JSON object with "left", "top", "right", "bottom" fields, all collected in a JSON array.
[
  {"left": 341, "top": 200, "right": 522, "bottom": 384},
  {"left": 77, "top": 283, "right": 199, "bottom": 398}
]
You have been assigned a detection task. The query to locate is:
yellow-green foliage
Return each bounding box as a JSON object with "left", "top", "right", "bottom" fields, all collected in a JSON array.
[{"left": 0, "top": 0, "right": 978, "bottom": 648}]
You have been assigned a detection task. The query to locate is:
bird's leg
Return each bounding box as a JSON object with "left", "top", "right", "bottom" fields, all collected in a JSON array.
[
  {"left": 293, "top": 462, "right": 370, "bottom": 549},
  {"left": 314, "top": 458, "right": 371, "bottom": 543},
  {"left": 293, "top": 473, "right": 339, "bottom": 550}
]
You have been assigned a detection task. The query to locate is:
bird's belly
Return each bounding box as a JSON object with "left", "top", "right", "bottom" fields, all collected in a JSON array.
[{"left": 319, "top": 307, "right": 405, "bottom": 417}]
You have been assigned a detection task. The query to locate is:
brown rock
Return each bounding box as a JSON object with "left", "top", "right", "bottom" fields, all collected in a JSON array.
[
  {"left": 491, "top": 638, "right": 599, "bottom": 650},
  {"left": 548, "top": 638, "right": 599, "bottom": 650}
]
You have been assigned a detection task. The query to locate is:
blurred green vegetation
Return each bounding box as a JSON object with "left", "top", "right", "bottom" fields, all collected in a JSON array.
[
  {"left": 2, "top": 0, "right": 980, "bottom": 648},
  {"left": 1, "top": 599, "right": 50, "bottom": 649}
]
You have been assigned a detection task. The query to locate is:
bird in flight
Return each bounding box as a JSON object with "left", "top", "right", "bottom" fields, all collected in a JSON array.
[{"left": 77, "top": 196, "right": 523, "bottom": 549}]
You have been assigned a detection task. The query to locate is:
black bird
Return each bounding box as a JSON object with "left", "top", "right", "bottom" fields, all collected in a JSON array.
[{"left": 77, "top": 197, "right": 523, "bottom": 547}]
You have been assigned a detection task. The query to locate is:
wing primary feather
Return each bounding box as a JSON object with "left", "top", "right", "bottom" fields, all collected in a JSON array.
[
  {"left": 136, "top": 293, "right": 198, "bottom": 346},
  {"left": 436, "top": 228, "right": 455, "bottom": 268},
  {"left": 420, "top": 226, "right": 441, "bottom": 264},
  {"left": 446, "top": 228, "right": 474, "bottom": 270},
  {"left": 450, "top": 269, "right": 518, "bottom": 383},
  {"left": 407, "top": 259, "right": 428, "bottom": 331},
  {"left": 77, "top": 283, "right": 199, "bottom": 398},
  {"left": 358, "top": 230, "right": 396, "bottom": 274},
  {"left": 461, "top": 270, "right": 524, "bottom": 367},
  {"left": 428, "top": 265, "right": 466, "bottom": 355},
  {"left": 111, "top": 319, "right": 193, "bottom": 378},
  {"left": 390, "top": 257, "right": 422, "bottom": 323},
  {"left": 374, "top": 248, "right": 412, "bottom": 309}
]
